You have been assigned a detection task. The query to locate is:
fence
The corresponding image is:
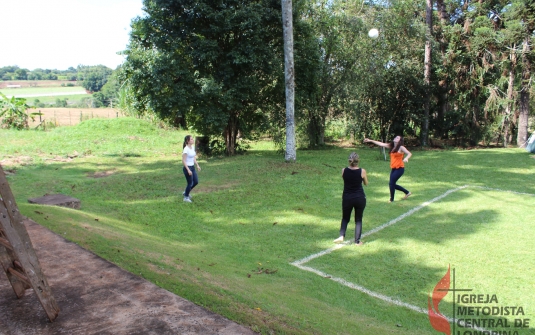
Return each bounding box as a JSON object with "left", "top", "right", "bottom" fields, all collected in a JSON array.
[{"left": 27, "top": 108, "right": 124, "bottom": 128}]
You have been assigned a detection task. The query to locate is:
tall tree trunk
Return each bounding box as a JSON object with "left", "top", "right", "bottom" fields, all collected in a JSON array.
[
  {"left": 224, "top": 113, "right": 238, "bottom": 156},
  {"left": 517, "top": 37, "right": 531, "bottom": 148},
  {"left": 308, "top": 112, "right": 321, "bottom": 148},
  {"left": 435, "top": 0, "right": 450, "bottom": 139},
  {"left": 421, "top": 0, "right": 433, "bottom": 146},
  {"left": 282, "top": 0, "right": 296, "bottom": 161},
  {"left": 503, "top": 48, "right": 516, "bottom": 148}
]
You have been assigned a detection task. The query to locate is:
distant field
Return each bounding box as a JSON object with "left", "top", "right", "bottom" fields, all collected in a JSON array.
[
  {"left": 28, "top": 94, "right": 90, "bottom": 105},
  {"left": 0, "top": 86, "right": 87, "bottom": 97},
  {"left": 0, "top": 80, "right": 78, "bottom": 89},
  {"left": 27, "top": 108, "right": 124, "bottom": 127}
]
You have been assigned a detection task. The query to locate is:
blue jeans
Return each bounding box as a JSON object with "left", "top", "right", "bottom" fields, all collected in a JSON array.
[
  {"left": 183, "top": 166, "right": 198, "bottom": 197},
  {"left": 389, "top": 168, "right": 409, "bottom": 201}
]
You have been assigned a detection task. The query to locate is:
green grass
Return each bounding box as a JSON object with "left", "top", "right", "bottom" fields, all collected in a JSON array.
[
  {"left": 30, "top": 94, "right": 90, "bottom": 105},
  {"left": 1, "top": 118, "right": 534, "bottom": 335},
  {"left": 0, "top": 86, "right": 85, "bottom": 96}
]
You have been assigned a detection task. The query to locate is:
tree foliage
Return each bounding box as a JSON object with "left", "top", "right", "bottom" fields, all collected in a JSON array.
[
  {"left": 121, "top": 0, "right": 284, "bottom": 155},
  {"left": 78, "top": 65, "right": 113, "bottom": 93},
  {"left": 119, "top": 0, "right": 535, "bottom": 152},
  {"left": 0, "top": 93, "right": 36, "bottom": 130}
]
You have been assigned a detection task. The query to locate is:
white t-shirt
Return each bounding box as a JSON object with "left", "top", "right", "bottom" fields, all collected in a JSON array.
[{"left": 182, "top": 146, "right": 196, "bottom": 166}]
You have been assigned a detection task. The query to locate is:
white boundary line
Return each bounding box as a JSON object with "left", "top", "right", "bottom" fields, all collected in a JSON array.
[{"left": 290, "top": 185, "right": 535, "bottom": 330}]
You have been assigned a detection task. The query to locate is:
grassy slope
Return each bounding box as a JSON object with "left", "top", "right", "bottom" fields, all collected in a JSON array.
[{"left": 1, "top": 118, "right": 534, "bottom": 335}]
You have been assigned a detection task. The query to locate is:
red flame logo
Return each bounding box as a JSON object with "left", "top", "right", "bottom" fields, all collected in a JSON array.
[{"left": 428, "top": 266, "right": 451, "bottom": 335}]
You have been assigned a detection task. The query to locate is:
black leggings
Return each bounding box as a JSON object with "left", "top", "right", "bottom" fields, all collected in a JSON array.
[{"left": 340, "top": 197, "right": 366, "bottom": 243}]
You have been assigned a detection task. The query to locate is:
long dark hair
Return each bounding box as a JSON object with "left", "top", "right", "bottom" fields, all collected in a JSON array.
[
  {"left": 183, "top": 135, "right": 192, "bottom": 149},
  {"left": 390, "top": 136, "right": 404, "bottom": 153}
]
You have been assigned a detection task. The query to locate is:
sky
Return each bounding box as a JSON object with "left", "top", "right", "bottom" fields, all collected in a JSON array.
[{"left": 1, "top": 0, "right": 145, "bottom": 71}]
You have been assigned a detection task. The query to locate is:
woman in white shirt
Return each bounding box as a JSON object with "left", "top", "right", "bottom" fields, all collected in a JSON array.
[{"left": 182, "top": 135, "right": 201, "bottom": 203}]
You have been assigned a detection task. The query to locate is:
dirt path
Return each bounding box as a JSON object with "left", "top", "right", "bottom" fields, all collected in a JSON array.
[{"left": 0, "top": 219, "right": 257, "bottom": 335}]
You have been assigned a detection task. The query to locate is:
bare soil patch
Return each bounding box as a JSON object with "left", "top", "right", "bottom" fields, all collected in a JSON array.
[
  {"left": 0, "top": 155, "right": 34, "bottom": 167},
  {"left": 0, "top": 219, "right": 257, "bottom": 335},
  {"left": 87, "top": 170, "right": 117, "bottom": 178}
]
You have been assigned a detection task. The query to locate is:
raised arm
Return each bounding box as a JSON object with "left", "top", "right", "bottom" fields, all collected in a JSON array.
[{"left": 363, "top": 138, "right": 391, "bottom": 148}]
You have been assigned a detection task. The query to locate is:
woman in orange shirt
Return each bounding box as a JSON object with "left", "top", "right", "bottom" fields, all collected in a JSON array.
[{"left": 364, "top": 136, "right": 412, "bottom": 202}]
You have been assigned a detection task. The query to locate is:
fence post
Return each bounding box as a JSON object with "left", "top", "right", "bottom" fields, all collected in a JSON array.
[{"left": 80, "top": 111, "right": 82, "bottom": 122}]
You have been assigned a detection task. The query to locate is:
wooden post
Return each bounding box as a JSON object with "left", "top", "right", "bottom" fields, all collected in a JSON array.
[{"left": 0, "top": 165, "right": 60, "bottom": 322}]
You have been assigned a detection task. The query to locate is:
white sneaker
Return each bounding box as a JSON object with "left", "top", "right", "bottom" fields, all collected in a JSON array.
[
  {"left": 333, "top": 236, "right": 344, "bottom": 243},
  {"left": 183, "top": 197, "right": 192, "bottom": 203}
]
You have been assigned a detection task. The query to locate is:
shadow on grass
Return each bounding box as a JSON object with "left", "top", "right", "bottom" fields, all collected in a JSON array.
[{"left": 8, "top": 148, "right": 535, "bottom": 334}]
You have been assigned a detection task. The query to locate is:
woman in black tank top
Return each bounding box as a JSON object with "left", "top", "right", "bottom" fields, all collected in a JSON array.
[{"left": 333, "top": 152, "right": 369, "bottom": 245}]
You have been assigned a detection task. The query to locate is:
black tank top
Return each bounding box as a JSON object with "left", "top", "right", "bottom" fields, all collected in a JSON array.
[{"left": 343, "top": 168, "right": 365, "bottom": 199}]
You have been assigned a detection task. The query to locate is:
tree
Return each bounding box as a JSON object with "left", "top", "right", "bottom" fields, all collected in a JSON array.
[
  {"left": 282, "top": 0, "right": 296, "bottom": 161},
  {"left": 100, "top": 70, "right": 122, "bottom": 107},
  {"left": 348, "top": 0, "right": 427, "bottom": 142},
  {"left": 78, "top": 65, "right": 113, "bottom": 92},
  {"left": 15, "top": 68, "right": 28, "bottom": 80},
  {"left": 290, "top": 0, "right": 367, "bottom": 148},
  {"left": 434, "top": 0, "right": 450, "bottom": 139},
  {"left": 122, "top": 0, "right": 284, "bottom": 155},
  {"left": 506, "top": 0, "right": 535, "bottom": 148},
  {"left": 422, "top": 0, "right": 433, "bottom": 146}
]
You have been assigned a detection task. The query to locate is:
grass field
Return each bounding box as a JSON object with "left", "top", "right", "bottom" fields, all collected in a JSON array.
[
  {"left": 0, "top": 86, "right": 86, "bottom": 96},
  {"left": 0, "top": 80, "right": 76, "bottom": 89},
  {"left": 1, "top": 118, "right": 534, "bottom": 335},
  {"left": 1, "top": 85, "right": 89, "bottom": 108},
  {"left": 28, "top": 94, "right": 92, "bottom": 106}
]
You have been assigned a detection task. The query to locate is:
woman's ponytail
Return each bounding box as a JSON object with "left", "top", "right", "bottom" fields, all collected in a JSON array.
[{"left": 348, "top": 152, "right": 360, "bottom": 167}]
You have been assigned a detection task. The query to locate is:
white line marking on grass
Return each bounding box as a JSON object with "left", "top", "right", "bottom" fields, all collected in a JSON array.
[
  {"left": 362, "top": 185, "right": 469, "bottom": 238},
  {"left": 291, "top": 243, "right": 346, "bottom": 266},
  {"left": 292, "top": 262, "right": 488, "bottom": 331},
  {"left": 290, "top": 185, "right": 534, "bottom": 331},
  {"left": 292, "top": 185, "right": 468, "bottom": 266},
  {"left": 292, "top": 262, "right": 427, "bottom": 314}
]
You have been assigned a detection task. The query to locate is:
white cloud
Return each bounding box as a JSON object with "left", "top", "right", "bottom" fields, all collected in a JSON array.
[{"left": 1, "top": 0, "right": 144, "bottom": 70}]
